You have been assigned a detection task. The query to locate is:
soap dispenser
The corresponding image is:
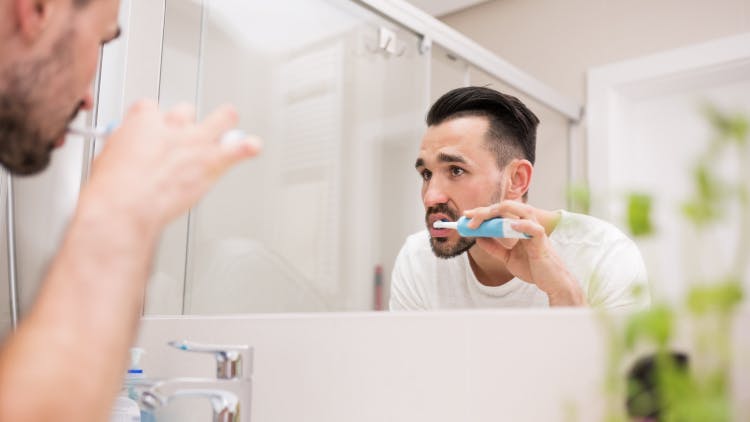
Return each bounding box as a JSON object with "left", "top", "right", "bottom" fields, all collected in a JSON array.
[
  {"left": 126, "top": 348, "right": 156, "bottom": 422},
  {"left": 110, "top": 348, "right": 147, "bottom": 422},
  {"left": 110, "top": 362, "right": 141, "bottom": 420}
]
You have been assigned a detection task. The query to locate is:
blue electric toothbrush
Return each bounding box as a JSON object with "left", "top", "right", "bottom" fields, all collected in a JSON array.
[{"left": 433, "top": 216, "right": 531, "bottom": 239}]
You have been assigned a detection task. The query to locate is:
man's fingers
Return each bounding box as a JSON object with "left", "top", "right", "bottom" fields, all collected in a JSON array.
[
  {"left": 205, "top": 134, "right": 263, "bottom": 180},
  {"left": 121, "top": 99, "right": 160, "bottom": 127},
  {"left": 510, "top": 220, "right": 546, "bottom": 244},
  {"left": 164, "top": 103, "right": 196, "bottom": 127},
  {"left": 496, "top": 201, "right": 535, "bottom": 220},
  {"left": 464, "top": 203, "right": 503, "bottom": 229},
  {"left": 128, "top": 99, "right": 160, "bottom": 115},
  {"left": 220, "top": 134, "right": 263, "bottom": 163},
  {"left": 198, "top": 104, "right": 239, "bottom": 143},
  {"left": 464, "top": 201, "right": 530, "bottom": 229}
]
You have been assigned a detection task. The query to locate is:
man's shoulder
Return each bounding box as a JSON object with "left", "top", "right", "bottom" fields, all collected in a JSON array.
[
  {"left": 553, "top": 210, "right": 632, "bottom": 247},
  {"left": 555, "top": 211, "right": 650, "bottom": 309}
]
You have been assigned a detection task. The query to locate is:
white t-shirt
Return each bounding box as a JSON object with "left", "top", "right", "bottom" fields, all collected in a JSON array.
[{"left": 389, "top": 210, "right": 650, "bottom": 310}]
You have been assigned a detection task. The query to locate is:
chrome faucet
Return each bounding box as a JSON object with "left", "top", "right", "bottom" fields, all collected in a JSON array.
[
  {"left": 129, "top": 340, "right": 252, "bottom": 421},
  {"left": 139, "top": 387, "right": 240, "bottom": 422},
  {"left": 168, "top": 340, "right": 251, "bottom": 380}
]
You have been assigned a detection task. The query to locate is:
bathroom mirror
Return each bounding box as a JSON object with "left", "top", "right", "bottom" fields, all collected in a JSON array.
[
  {"left": 146, "top": 0, "right": 431, "bottom": 314},
  {"left": 141, "top": 0, "right": 575, "bottom": 315}
]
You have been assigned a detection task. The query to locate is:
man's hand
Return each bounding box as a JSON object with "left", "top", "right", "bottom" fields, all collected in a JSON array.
[
  {"left": 83, "top": 100, "right": 262, "bottom": 234},
  {"left": 464, "top": 201, "right": 585, "bottom": 306}
]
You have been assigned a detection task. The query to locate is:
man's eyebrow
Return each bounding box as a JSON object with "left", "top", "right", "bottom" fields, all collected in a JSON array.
[
  {"left": 437, "top": 152, "right": 467, "bottom": 164},
  {"left": 415, "top": 153, "right": 468, "bottom": 169},
  {"left": 103, "top": 27, "right": 122, "bottom": 44}
]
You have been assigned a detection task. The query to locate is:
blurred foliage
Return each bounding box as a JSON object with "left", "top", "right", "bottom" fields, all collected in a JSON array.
[
  {"left": 599, "top": 104, "right": 748, "bottom": 422},
  {"left": 567, "top": 183, "right": 591, "bottom": 215},
  {"left": 681, "top": 164, "right": 726, "bottom": 226},
  {"left": 687, "top": 277, "right": 744, "bottom": 316},
  {"left": 624, "top": 305, "right": 674, "bottom": 349},
  {"left": 679, "top": 104, "right": 748, "bottom": 228},
  {"left": 702, "top": 104, "right": 748, "bottom": 146},
  {"left": 626, "top": 193, "right": 654, "bottom": 237}
]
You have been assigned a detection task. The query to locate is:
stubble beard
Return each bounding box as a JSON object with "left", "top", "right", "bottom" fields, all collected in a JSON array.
[
  {"left": 0, "top": 25, "right": 80, "bottom": 175},
  {"left": 425, "top": 189, "right": 504, "bottom": 259}
]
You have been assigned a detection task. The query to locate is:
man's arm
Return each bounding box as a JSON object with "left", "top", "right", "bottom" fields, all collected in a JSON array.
[{"left": 0, "top": 101, "right": 260, "bottom": 422}]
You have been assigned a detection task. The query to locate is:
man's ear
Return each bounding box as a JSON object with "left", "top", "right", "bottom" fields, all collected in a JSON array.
[
  {"left": 13, "top": 0, "right": 56, "bottom": 42},
  {"left": 504, "top": 159, "right": 533, "bottom": 201}
]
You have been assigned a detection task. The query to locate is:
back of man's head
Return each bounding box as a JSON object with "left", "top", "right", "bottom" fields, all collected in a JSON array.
[{"left": 426, "top": 86, "right": 539, "bottom": 169}]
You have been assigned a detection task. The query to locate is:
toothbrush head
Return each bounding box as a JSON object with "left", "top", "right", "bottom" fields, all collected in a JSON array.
[{"left": 432, "top": 219, "right": 458, "bottom": 229}]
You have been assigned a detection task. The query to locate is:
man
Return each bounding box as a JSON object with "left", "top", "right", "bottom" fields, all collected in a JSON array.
[
  {"left": 0, "top": 0, "right": 260, "bottom": 421},
  {"left": 390, "top": 86, "right": 649, "bottom": 310}
]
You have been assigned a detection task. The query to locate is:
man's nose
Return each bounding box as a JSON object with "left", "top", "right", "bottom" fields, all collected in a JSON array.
[
  {"left": 80, "top": 89, "right": 95, "bottom": 111},
  {"left": 423, "top": 180, "right": 449, "bottom": 208}
]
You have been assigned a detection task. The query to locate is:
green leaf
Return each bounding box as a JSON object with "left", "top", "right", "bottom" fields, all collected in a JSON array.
[
  {"left": 625, "top": 305, "right": 673, "bottom": 349},
  {"left": 686, "top": 279, "right": 744, "bottom": 316},
  {"left": 626, "top": 193, "right": 654, "bottom": 237},
  {"left": 566, "top": 184, "right": 590, "bottom": 214}
]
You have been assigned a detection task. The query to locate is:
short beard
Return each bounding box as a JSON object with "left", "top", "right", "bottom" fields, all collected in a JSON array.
[
  {"left": 0, "top": 26, "right": 77, "bottom": 175},
  {"left": 425, "top": 203, "right": 476, "bottom": 259},
  {"left": 431, "top": 235, "right": 475, "bottom": 259}
]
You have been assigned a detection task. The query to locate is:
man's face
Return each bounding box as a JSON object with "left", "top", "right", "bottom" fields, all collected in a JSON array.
[
  {"left": 416, "top": 116, "right": 507, "bottom": 258},
  {"left": 0, "top": 0, "right": 121, "bottom": 175}
]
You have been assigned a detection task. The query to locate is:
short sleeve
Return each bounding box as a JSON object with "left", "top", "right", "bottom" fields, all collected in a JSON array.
[{"left": 586, "top": 237, "right": 651, "bottom": 310}]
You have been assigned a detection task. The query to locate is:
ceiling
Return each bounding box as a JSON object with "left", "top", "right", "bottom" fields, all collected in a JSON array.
[{"left": 405, "top": 0, "right": 491, "bottom": 17}]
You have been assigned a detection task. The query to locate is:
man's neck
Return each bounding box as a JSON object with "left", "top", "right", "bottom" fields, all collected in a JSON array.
[
  {"left": 467, "top": 246, "right": 514, "bottom": 287},
  {"left": 467, "top": 209, "right": 562, "bottom": 287}
]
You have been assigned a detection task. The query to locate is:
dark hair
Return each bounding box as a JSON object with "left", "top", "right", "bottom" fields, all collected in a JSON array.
[
  {"left": 426, "top": 86, "right": 539, "bottom": 168},
  {"left": 74, "top": 0, "right": 93, "bottom": 7}
]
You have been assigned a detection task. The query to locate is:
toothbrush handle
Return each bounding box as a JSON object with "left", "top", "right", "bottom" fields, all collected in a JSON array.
[{"left": 456, "top": 216, "right": 530, "bottom": 239}]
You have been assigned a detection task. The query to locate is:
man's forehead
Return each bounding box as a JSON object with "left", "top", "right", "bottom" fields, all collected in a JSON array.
[{"left": 418, "top": 116, "right": 489, "bottom": 160}]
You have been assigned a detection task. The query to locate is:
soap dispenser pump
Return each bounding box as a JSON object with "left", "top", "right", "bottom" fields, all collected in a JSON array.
[
  {"left": 110, "top": 348, "right": 147, "bottom": 422},
  {"left": 126, "top": 347, "right": 145, "bottom": 383}
]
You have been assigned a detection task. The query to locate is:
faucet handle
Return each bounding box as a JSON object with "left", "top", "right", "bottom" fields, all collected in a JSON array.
[{"left": 168, "top": 340, "right": 251, "bottom": 380}]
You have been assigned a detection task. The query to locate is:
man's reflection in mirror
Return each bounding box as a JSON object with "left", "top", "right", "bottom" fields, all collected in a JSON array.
[{"left": 390, "top": 87, "right": 650, "bottom": 310}]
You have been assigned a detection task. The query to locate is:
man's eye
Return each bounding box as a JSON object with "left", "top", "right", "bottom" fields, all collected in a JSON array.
[
  {"left": 450, "top": 166, "right": 465, "bottom": 176},
  {"left": 421, "top": 170, "right": 432, "bottom": 181}
]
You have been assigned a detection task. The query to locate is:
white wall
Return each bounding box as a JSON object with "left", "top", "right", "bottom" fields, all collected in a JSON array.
[
  {"left": 440, "top": 0, "right": 750, "bottom": 208},
  {"left": 134, "top": 309, "right": 750, "bottom": 422},
  {"left": 442, "top": 0, "right": 750, "bottom": 104}
]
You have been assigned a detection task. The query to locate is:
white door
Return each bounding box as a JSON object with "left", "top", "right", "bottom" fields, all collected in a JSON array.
[{"left": 587, "top": 33, "right": 750, "bottom": 303}]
